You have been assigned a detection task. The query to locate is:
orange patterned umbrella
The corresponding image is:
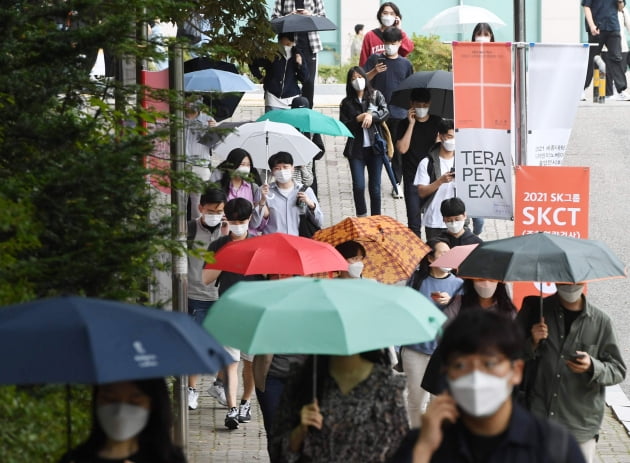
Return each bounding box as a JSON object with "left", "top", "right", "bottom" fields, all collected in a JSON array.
[{"left": 313, "top": 215, "right": 430, "bottom": 284}]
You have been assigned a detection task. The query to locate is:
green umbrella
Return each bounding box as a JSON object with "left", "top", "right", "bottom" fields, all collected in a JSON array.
[
  {"left": 203, "top": 277, "right": 445, "bottom": 355},
  {"left": 457, "top": 232, "right": 626, "bottom": 284},
  {"left": 257, "top": 108, "right": 353, "bottom": 138}
]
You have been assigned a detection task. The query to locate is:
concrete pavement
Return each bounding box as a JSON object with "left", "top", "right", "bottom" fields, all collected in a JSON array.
[{"left": 187, "top": 87, "right": 630, "bottom": 462}]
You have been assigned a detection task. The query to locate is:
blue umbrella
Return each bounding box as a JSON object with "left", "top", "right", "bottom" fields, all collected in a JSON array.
[
  {"left": 0, "top": 296, "right": 233, "bottom": 385},
  {"left": 184, "top": 68, "right": 257, "bottom": 93}
]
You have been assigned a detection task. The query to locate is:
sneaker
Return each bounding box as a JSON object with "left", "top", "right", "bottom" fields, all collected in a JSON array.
[
  {"left": 225, "top": 407, "right": 239, "bottom": 430},
  {"left": 391, "top": 184, "right": 404, "bottom": 199},
  {"left": 187, "top": 387, "right": 199, "bottom": 410},
  {"left": 580, "top": 91, "right": 587, "bottom": 101},
  {"left": 616, "top": 90, "right": 630, "bottom": 101},
  {"left": 208, "top": 381, "right": 227, "bottom": 407},
  {"left": 238, "top": 401, "right": 252, "bottom": 423}
]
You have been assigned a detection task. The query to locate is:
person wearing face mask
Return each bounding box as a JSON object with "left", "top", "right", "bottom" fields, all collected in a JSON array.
[
  {"left": 517, "top": 283, "right": 626, "bottom": 463},
  {"left": 359, "top": 2, "right": 414, "bottom": 68},
  {"left": 413, "top": 119, "right": 457, "bottom": 241},
  {"left": 340, "top": 66, "right": 390, "bottom": 217},
  {"left": 391, "top": 309, "right": 585, "bottom": 463},
  {"left": 443, "top": 278, "right": 516, "bottom": 321},
  {"left": 395, "top": 88, "right": 442, "bottom": 238},
  {"left": 259, "top": 151, "right": 322, "bottom": 235},
  {"left": 203, "top": 198, "right": 265, "bottom": 430},
  {"left": 334, "top": 240, "right": 367, "bottom": 279},
  {"left": 471, "top": 22, "right": 495, "bottom": 43},
  {"left": 249, "top": 32, "right": 309, "bottom": 112},
  {"left": 438, "top": 197, "right": 483, "bottom": 248},
  {"left": 58, "top": 379, "right": 187, "bottom": 463},
  {"left": 364, "top": 27, "right": 414, "bottom": 197}
]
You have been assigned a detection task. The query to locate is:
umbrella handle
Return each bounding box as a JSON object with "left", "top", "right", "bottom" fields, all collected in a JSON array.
[
  {"left": 312, "top": 355, "right": 317, "bottom": 403},
  {"left": 264, "top": 130, "right": 275, "bottom": 199}
]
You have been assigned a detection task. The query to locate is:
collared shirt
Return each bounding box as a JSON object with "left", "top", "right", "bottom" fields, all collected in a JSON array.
[
  {"left": 272, "top": 0, "right": 326, "bottom": 54},
  {"left": 187, "top": 218, "right": 223, "bottom": 301},
  {"left": 262, "top": 182, "right": 323, "bottom": 235},
  {"left": 582, "top": 0, "right": 621, "bottom": 32}
]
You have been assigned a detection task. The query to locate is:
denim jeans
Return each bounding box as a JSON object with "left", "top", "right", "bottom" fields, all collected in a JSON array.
[
  {"left": 348, "top": 147, "right": 383, "bottom": 216},
  {"left": 472, "top": 217, "right": 485, "bottom": 236},
  {"left": 255, "top": 375, "right": 287, "bottom": 435},
  {"left": 187, "top": 298, "right": 214, "bottom": 325},
  {"left": 403, "top": 179, "right": 422, "bottom": 238}
]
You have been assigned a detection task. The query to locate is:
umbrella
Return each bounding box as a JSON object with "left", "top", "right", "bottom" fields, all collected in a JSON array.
[
  {"left": 313, "top": 216, "right": 431, "bottom": 284},
  {"left": 422, "top": 5, "right": 506, "bottom": 35},
  {"left": 184, "top": 68, "right": 257, "bottom": 93},
  {"left": 271, "top": 14, "right": 337, "bottom": 34},
  {"left": 204, "top": 277, "right": 446, "bottom": 355},
  {"left": 203, "top": 232, "right": 349, "bottom": 275},
  {"left": 430, "top": 243, "right": 479, "bottom": 269},
  {"left": 212, "top": 120, "right": 321, "bottom": 169},
  {"left": 390, "top": 70, "right": 454, "bottom": 118},
  {"left": 257, "top": 108, "right": 353, "bottom": 137},
  {"left": 0, "top": 296, "right": 234, "bottom": 385}
]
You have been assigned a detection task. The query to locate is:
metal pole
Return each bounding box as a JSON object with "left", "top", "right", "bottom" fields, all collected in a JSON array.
[
  {"left": 169, "top": 42, "right": 188, "bottom": 452},
  {"left": 513, "top": 0, "right": 527, "bottom": 166}
]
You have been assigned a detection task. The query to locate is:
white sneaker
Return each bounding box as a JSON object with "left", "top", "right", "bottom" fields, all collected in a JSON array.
[
  {"left": 580, "top": 91, "right": 587, "bottom": 101},
  {"left": 616, "top": 90, "right": 630, "bottom": 101},
  {"left": 392, "top": 184, "right": 404, "bottom": 199},
  {"left": 187, "top": 387, "right": 199, "bottom": 410},
  {"left": 208, "top": 381, "right": 227, "bottom": 407}
]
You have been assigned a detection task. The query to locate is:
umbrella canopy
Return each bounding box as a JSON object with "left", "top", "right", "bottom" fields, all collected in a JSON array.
[
  {"left": 203, "top": 232, "right": 349, "bottom": 275},
  {"left": 184, "top": 68, "right": 257, "bottom": 93},
  {"left": 204, "top": 277, "right": 446, "bottom": 355},
  {"left": 430, "top": 243, "right": 479, "bottom": 270},
  {"left": 212, "top": 120, "right": 321, "bottom": 168},
  {"left": 456, "top": 233, "right": 627, "bottom": 284},
  {"left": 257, "top": 108, "right": 353, "bottom": 137},
  {"left": 390, "top": 70, "right": 454, "bottom": 118},
  {"left": 313, "top": 215, "right": 431, "bottom": 284},
  {"left": 0, "top": 296, "right": 234, "bottom": 385},
  {"left": 422, "top": 5, "right": 506, "bottom": 35},
  {"left": 271, "top": 14, "right": 337, "bottom": 33}
]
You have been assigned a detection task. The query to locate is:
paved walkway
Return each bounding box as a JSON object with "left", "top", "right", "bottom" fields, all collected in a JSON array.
[{"left": 187, "top": 88, "right": 630, "bottom": 462}]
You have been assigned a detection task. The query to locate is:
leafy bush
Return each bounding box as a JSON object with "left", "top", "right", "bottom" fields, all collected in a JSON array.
[{"left": 406, "top": 34, "right": 453, "bottom": 72}]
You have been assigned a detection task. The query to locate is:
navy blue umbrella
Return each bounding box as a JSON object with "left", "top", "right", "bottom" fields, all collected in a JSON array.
[{"left": 0, "top": 296, "right": 234, "bottom": 385}]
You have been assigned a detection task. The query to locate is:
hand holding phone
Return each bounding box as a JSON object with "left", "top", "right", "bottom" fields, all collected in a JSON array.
[{"left": 569, "top": 353, "right": 586, "bottom": 363}]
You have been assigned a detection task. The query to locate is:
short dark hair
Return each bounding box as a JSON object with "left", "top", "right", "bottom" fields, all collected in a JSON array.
[
  {"left": 382, "top": 26, "right": 402, "bottom": 43},
  {"left": 441, "top": 197, "right": 466, "bottom": 217},
  {"left": 377, "top": 2, "right": 402, "bottom": 22},
  {"left": 438, "top": 118, "right": 454, "bottom": 135},
  {"left": 278, "top": 32, "right": 295, "bottom": 43},
  {"left": 354, "top": 24, "right": 364, "bottom": 34},
  {"left": 224, "top": 197, "right": 253, "bottom": 221},
  {"left": 268, "top": 151, "right": 294, "bottom": 169},
  {"left": 291, "top": 96, "right": 309, "bottom": 108},
  {"left": 438, "top": 309, "right": 525, "bottom": 365},
  {"left": 335, "top": 240, "right": 367, "bottom": 259},
  {"left": 200, "top": 187, "right": 227, "bottom": 206},
  {"left": 410, "top": 88, "right": 431, "bottom": 103}
]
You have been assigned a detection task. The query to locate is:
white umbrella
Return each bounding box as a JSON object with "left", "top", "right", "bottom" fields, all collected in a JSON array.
[
  {"left": 422, "top": 5, "right": 506, "bottom": 35},
  {"left": 212, "top": 120, "right": 320, "bottom": 169},
  {"left": 184, "top": 68, "right": 257, "bottom": 93}
]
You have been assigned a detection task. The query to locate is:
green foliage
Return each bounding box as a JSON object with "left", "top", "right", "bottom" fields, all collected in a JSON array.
[
  {"left": 318, "top": 63, "right": 356, "bottom": 84},
  {"left": 407, "top": 34, "right": 453, "bottom": 72}
]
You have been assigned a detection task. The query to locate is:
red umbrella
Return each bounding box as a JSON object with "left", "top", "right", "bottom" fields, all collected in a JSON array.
[
  {"left": 203, "top": 233, "right": 349, "bottom": 276},
  {"left": 429, "top": 243, "right": 479, "bottom": 270}
]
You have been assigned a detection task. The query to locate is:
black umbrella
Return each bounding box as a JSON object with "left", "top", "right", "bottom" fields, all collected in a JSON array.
[
  {"left": 271, "top": 14, "right": 337, "bottom": 33},
  {"left": 390, "top": 70, "right": 454, "bottom": 119},
  {"left": 184, "top": 57, "right": 248, "bottom": 122}
]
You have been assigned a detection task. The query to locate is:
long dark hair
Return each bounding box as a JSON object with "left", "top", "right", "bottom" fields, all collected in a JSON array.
[
  {"left": 471, "top": 22, "right": 495, "bottom": 42},
  {"left": 406, "top": 238, "right": 450, "bottom": 289},
  {"left": 65, "top": 379, "right": 185, "bottom": 463},
  {"left": 456, "top": 279, "right": 516, "bottom": 317},
  {"left": 216, "top": 148, "right": 262, "bottom": 191},
  {"left": 345, "top": 66, "right": 374, "bottom": 101}
]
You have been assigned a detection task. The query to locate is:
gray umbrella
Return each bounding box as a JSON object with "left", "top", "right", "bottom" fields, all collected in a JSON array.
[{"left": 390, "top": 70, "right": 454, "bottom": 119}]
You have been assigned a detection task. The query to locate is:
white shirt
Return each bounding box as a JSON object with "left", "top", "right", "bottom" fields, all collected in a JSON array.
[{"left": 413, "top": 156, "right": 455, "bottom": 228}]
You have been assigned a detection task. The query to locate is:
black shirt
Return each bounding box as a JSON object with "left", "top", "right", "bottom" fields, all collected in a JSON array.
[{"left": 396, "top": 115, "right": 441, "bottom": 183}]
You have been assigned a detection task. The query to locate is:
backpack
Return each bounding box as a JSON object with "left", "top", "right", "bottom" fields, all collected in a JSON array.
[{"left": 418, "top": 155, "right": 437, "bottom": 214}]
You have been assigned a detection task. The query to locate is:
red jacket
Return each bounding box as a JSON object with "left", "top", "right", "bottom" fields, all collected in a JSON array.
[{"left": 359, "top": 28, "right": 414, "bottom": 67}]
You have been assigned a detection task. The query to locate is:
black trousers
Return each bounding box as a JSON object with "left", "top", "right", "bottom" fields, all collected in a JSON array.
[{"left": 584, "top": 29, "right": 627, "bottom": 93}]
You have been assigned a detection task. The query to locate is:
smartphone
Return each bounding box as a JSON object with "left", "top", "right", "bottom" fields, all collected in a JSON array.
[
  {"left": 430, "top": 291, "right": 441, "bottom": 300},
  {"left": 449, "top": 167, "right": 455, "bottom": 178},
  {"left": 377, "top": 57, "right": 386, "bottom": 66},
  {"left": 569, "top": 353, "right": 586, "bottom": 362}
]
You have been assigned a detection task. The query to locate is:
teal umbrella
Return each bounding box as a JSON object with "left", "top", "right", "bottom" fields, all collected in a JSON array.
[
  {"left": 203, "top": 277, "right": 445, "bottom": 355},
  {"left": 257, "top": 108, "right": 353, "bottom": 138}
]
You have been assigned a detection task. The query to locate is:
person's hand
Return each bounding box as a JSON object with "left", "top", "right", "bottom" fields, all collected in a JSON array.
[
  {"left": 300, "top": 400, "right": 323, "bottom": 430},
  {"left": 531, "top": 317, "right": 548, "bottom": 348},
  {"left": 566, "top": 351, "right": 592, "bottom": 373},
  {"left": 208, "top": 119, "right": 217, "bottom": 128},
  {"left": 407, "top": 108, "right": 416, "bottom": 124},
  {"left": 261, "top": 183, "right": 269, "bottom": 199},
  {"left": 433, "top": 292, "right": 451, "bottom": 306},
  {"left": 295, "top": 52, "right": 303, "bottom": 66},
  {"left": 297, "top": 191, "right": 315, "bottom": 210},
  {"left": 394, "top": 16, "right": 401, "bottom": 27},
  {"left": 295, "top": 8, "right": 311, "bottom": 15},
  {"left": 375, "top": 61, "right": 387, "bottom": 73},
  {"left": 590, "top": 24, "right": 599, "bottom": 36},
  {"left": 438, "top": 171, "right": 454, "bottom": 184},
  {"left": 414, "top": 394, "right": 458, "bottom": 456},
  {"left": 361, "top": 112, "right": 373, "bottom": 128}
]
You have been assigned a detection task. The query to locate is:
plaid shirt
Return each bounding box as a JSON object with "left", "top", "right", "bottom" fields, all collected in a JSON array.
[{"left": 272, "top": 0, "right": 325, "bottom": 54}]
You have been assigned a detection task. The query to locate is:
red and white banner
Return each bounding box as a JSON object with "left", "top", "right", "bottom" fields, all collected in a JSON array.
[
  {"left": 452, "top": 42, "right": 513, "bottom": 219},
  {"left": 526, "top": 44, "right": 590, "bottom": 166}
]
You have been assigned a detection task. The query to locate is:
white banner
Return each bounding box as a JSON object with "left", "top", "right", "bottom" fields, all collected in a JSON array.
[
  {"left": 455, "top": 128, "right": 513, "bottom": 219},
  {"left": 526, "top": 43, "right": 590, "bottom": 165}
]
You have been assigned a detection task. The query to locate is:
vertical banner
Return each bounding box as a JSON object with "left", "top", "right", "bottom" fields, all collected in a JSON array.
[
  {"left": 512, "top": 166, "right": 590, "bottom": 306},
  {"left": 526, "top": 44, "right": 590, "bottom": 166},
  {"left": 452, "top": 42, "right": 514, "bottom": 219}
]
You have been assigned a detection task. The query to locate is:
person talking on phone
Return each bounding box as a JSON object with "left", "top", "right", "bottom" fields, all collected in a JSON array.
[
  {"left": 359, "top": 2, "right": 414, "bottom": 67},
  {"left": 390, "top": 309, "right": 586, "bottom": 463},
  {"left": 517, "top": 283, "right": 626, "bottom": 463}
]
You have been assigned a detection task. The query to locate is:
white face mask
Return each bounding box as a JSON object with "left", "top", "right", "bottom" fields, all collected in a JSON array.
[
  {"left": 442, "top": 138, "right": 456, "bottom": 152},
  {"left": 415, "top": 107, "right": 429, "bottom": 118},
  {"left": 235, "top": 166, "right": 250, "bottom": 176},
  {"left": 203, "top": 213, "right": 223, "bottom": 227},
  {"left": 557, "top": 284, "right": 583, "bottom": 303},
  {"left": 448, "top": 370, "right": 513, "bottom": 417},
  {"left": 445, "top": 220, "right": 465, "bottom": 235},
  {"left": 439, "top": 267, "right": 452, "bottom": 274},
  {"left": 97, "top": 403, "right": 150, "bottom": 442},
  {"left": 384, "top": 44, "right": 399, "bottom": 56},
  {"left": 351, "top": 77, "right": 366, "bottom": 92},
  {"left": 474, "top": 280, "right": 498, "bottom": 299},
  {"left": 347, "top": 261, "right": 364, "bottom": 278},
  {"left": 273, "top": 168, "right": 293, "bottom": 184},
  {"left": 475, "top": 36, "right": 492, "bottom": 43},
  {"left": 380, "top": 14, "right": 396, "bottom": 27},
  {"left": 229, "top": 222, "right": 249, "bottom": 236},
  {"left": 283, "top": 45, "right": 293, "bottom": 58}
]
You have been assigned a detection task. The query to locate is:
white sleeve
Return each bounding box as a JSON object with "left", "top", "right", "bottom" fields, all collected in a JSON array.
[{"left": 413, "top": 157, "right": 430, "bottom": 186}]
